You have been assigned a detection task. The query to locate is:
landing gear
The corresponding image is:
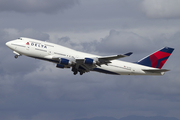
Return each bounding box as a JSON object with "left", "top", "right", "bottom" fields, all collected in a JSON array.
[
  {"left": 72, "top": 66, "right": 85, "bottom": 75},
  {"left": 13, "top": 51, "right": 21, "bottom": 59},
  {"left": 73, "top": 71, "right": 78, "bottom": 75},
  {"left": 72, "top": 67, "right": 78, "bottom": 75},
  {"left": 80, "top": 71, "right": 84, "bottom": 75},
  {"left": 14, "top": 55, "right": 18, "bottom": 59}
]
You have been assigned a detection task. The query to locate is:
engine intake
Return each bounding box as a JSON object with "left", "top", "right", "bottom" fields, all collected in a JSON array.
[
  {"left": 60, "top": 58, "right": 70, "bottom": 65},
  {"left": 84, "top": 57, "right": 99, "bottom": 65},
  {"left": 59, "top": 57, "right": 76, "bottom": 65}
]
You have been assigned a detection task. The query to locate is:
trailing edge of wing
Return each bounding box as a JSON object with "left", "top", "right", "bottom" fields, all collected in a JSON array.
[
  {"left": 142, "top": 69, "right": 170, "bottom": 73},
  {"left": 98, "top": 52, "right": 133, "bottom": 61}
]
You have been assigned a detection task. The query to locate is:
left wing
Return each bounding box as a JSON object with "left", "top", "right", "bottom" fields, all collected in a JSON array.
[
  {"left": 74, "top": 52, "right": 133, "bottom": 75},
  {"left": 75, "top": 52, "right": 133, "bottom": 66},
  {"left": 53, "top": 52, "right": 133, "bottom": 75},
  {"left": 99, "top": 52, "right": 133, "bottom": 61},
  {"left": 98, "top": 52, "right": 133, "bottom": 64}
]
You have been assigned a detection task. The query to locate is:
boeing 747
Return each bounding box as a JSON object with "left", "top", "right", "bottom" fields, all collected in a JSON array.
[{"left": 6, "top": 37, "right": 174, "bottom": 75}]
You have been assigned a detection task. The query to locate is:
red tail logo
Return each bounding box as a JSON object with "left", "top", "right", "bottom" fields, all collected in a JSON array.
[{"left": 137, "top": 47, "right": 174, "bottom": 69}]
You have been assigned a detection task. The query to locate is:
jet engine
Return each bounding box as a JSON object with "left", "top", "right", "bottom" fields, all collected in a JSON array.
[
  {"left": 84, "top": 57, "right": 99, "bottom": 65},
  {"left": 56, "top": 64, "right": 65, "bottom": 68},
  {"left": 59, "top": 58, "right": 76, "bottom": 66}
]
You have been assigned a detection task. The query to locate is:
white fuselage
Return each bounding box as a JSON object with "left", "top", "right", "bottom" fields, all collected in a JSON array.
[{"left": 6, "top": 37, "right": 164, "bottom": 75}]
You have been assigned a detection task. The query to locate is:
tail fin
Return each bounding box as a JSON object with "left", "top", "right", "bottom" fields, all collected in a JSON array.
[{"left": 137, "top": 47, "right": 174, "bottom": 69}]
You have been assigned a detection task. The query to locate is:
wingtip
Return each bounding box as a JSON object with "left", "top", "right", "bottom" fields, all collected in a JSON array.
[{"left": 124, "top": 52, "right": 133, "bottom": 56}]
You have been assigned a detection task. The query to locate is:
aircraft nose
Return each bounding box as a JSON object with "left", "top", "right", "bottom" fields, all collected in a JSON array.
[{"left": 6, "top": 41, "right": 11, "bottom": 47}]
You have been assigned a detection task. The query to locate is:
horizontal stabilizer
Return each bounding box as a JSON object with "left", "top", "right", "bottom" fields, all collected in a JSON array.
[{"left": 142, "top": 69, "right": 170, "bottom": 73}]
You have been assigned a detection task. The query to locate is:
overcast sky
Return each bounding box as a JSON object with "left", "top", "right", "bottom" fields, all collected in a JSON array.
[{"left": 1, "top": 0, "right": 180, "bottom": 120}]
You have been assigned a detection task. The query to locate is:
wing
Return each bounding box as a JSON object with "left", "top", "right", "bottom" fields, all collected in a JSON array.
[
  {"left": 75, "top": 52, "right": 133, "bottom": 65},
  {"left": 99, "top": 52, "right": 133, "bottom": 60},
  {"left": 98, "top": 52, "right": 133, "bottom": 64},
  {"left": 73, "top": 52, "right": 133, "bottom": 75},
  {"left": 53, "top": 52, "right": 133, "bottom": 75}
]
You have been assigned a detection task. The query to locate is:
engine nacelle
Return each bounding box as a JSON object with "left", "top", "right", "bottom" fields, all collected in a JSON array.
[
  {"left": 56, "top": 64, "right": 65, "bottom": 68},
  {"left": 59, "top": 58, "right": 70, "bottom": 65},
  {"left": 84, "top": 57, "right": 99, "bottom": 65},
  {"left": 59, "top": 58, "right": 76, "bottom": 65}
]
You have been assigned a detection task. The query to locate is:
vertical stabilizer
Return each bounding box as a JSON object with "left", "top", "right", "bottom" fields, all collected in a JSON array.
[{"left": 137, "top": 47, "right": 174, "bottom": 69}]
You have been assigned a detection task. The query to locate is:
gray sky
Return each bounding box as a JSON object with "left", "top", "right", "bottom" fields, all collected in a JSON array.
[{"left": 1, "top": 0, "right": 180, "bottom": 120}]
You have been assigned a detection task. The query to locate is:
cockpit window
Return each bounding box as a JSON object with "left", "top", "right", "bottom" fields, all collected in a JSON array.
[{"left": 18, "top": 38, "right": 22, "bottom": 40}]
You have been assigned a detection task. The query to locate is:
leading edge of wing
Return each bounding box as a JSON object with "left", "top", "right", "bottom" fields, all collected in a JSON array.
[{"left": 98, "top": 52, "right": 133, "bottom": 61}]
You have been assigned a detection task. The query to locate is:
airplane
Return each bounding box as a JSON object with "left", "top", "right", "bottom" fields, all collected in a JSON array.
[{"left": 6, "top": 37, "right": 174, "bottom": 75}]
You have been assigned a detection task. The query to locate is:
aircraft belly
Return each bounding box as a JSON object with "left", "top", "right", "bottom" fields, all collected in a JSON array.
[
  {"left": 92, "top": 68, "right": 120, "bottom": 75},
  {"left": 94, "top": 65, "right": 133, "bottom": 75}
]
